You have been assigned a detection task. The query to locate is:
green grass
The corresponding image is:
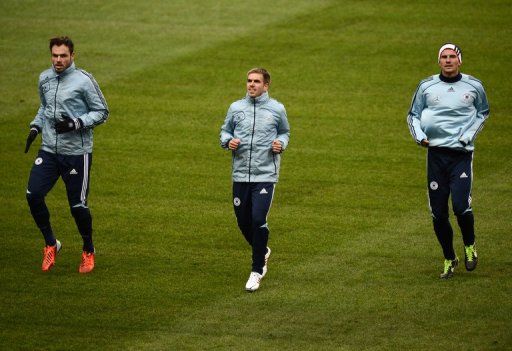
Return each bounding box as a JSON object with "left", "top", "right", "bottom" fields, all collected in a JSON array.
[{"left": 1, "top": 0, "right": 511, "bottom": 350}]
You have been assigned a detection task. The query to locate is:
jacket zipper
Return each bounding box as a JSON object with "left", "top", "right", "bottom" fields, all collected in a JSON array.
[
  {"left": 248, "top": 99, "right": 256, "bottom": 182},
  {"left": 54, "top": 76, "right": 60, "bottom": 154}
]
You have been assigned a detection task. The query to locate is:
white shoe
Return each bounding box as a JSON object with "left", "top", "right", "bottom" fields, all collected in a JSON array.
[
  {"left": 262, "top": 247, "right": 271, "bottom": 277},
  {"left": 245, "top": 272, "right": 263, "bottom": 292},
  {"left": 56, "top": 240, "right": 62, "bottom": 253}
]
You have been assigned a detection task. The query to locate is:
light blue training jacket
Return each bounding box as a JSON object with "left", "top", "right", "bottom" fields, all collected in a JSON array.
[
  {"left": 407, "top": 73, "right": 489, "bottom": 151},
  {"left": 220, "top": 92, "right": 290, "bottom": 183},
  {"left": 30, "top": 62, "right": 109, "bottom": 155}
]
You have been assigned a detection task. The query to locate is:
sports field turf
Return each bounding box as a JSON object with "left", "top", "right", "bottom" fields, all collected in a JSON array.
[{"left": 1, "top": 1, "right": 511, "bottom": 350}]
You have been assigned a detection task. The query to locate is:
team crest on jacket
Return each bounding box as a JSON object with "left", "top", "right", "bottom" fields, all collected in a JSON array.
[
  {"left": 233, "top": 112, "right": 245, "bottom": 123},
  {"left": 461, "top": 93, "right": 473, "bottom": 104}
]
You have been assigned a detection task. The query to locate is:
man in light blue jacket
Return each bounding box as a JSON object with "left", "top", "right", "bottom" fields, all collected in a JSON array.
[
  {"left": 407, "top": 43, "right": 489, "bottom": 279},
  {"left": 24, "top": 36, "right": 109, "bottom": 274},
  {"left": 220, "top": 68, "right": 290, "bottom": 291}
]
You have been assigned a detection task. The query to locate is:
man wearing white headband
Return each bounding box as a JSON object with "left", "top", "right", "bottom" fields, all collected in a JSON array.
[
  {"left": 438, "top": 43, "right": 462, "bottom": 64},
  {"left": 407, "top": 43, "right": 490, "bottom": 279}
]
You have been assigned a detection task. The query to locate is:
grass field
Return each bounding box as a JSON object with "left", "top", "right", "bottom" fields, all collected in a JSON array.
[{"left": 1, "top": 1, "right": 511, "bottom": 350}]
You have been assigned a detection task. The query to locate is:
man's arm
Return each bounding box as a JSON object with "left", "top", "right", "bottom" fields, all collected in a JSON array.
[
  {"left": 273, "top": 104, "right": 290, "bottom": 153},
  {"left": 459, "top": 82, "right": 490, "bottom": 146},
  {"left": 25, "top": 77, "right": 46, "bottom": 152},
  {"left": 220, "top": 105, "right": 235, "bottom": 149},
  {"left": 24, "top": 126, "right": 40, "bottom": 153},
  {"left": 29, "top": 77, "right": 47, "bottom": 131},
  {"left": 55, "top": 74, "right": 109, "bottom": 134},
  {"left": 406, "top": 83, "right": 428, "bottom": 145},
  {"left": 77, "top": 71, "right": 109, "bottom": 129}
]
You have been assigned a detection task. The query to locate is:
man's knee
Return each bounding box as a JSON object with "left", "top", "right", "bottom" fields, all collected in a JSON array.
[
  {"left": 454, "top": 208, "right": 471, "bottom": 217},
  {"left": 26, "top": 192, "right": 44, "bottom": 207},
  {"left": 70, "top": 205, "right": 91, "bottom": 221},
  {"left": 430, "top": 207, "right": 449, "bottom": 221},
  {"left": 252, "top": 216, "right": 268, "bottom": 231},
  {"left": 236, "top": 214, "right": 251, "bottom": 227},
  {"left": 237, "top": 221, "right": 251, "bottom": 229},
  {"left": 26, "top": 192, "right": 50, "bottom": 227},
  {"left": 453, "top": 200, "right": 472, "bottom": 217},
  {"left": 432, "top": 216, "right": 449, "bottom": 226}
]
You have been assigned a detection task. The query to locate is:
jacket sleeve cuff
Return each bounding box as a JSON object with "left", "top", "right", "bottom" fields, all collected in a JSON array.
[
  {"left": 220, "top": 138, "right": 232, "bottom": 149},
  {"left": 459, "top": 136, "right": 470, "bottom": 146},
  {"left": 277, "top": 138, "right": 288, "bottom": 150},
  {"left": 416, "top": 133, "right": 427, "bottom": 145},
  {"left": 29, "top": 125, "right": 41, "bottom": 134},
  {"left": 73, "top": 118, "right": 84, "bottom": 130}
]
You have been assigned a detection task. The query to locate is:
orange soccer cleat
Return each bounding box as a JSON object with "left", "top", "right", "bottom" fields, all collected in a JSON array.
[
  {"left": 42, "top": 240, "right": 61, "bottom": 272},
  {"left": 79, "top": 251, "right": 95, "bottom": 274}
]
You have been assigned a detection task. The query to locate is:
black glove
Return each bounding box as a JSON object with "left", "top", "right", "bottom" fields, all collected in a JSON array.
[
  {"left": 24, "top": 127, "right": 40, "bottom": 153},
  {"left": 55, "top": 115, "right": 83, "bottom": 134}
]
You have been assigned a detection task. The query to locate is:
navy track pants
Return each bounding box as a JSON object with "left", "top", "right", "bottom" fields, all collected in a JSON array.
[
  {"left": 233, "top": 182, "right": 275, "bottom": 274},
  {"left": 427, "top": 147, "right": 475, "bottom": 260}
]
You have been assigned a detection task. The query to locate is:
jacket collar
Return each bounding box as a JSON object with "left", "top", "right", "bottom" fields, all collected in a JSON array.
[
  {"left": 245, "top": 91, "right": 270, "bottom": 105},
  {"left": 53, "top": 62, "right": 76, "bottom": 77},
  {"left": 439, "top": 72, "right": 462, "bottom": 83}
]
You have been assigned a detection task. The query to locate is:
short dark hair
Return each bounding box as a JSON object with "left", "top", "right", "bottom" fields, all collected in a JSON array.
[
  {"left": 49, "top": 36, "right": 74, "bottom": 54},
  {"left": 247, "top": 68, "right": 271, "bottom": 85}
]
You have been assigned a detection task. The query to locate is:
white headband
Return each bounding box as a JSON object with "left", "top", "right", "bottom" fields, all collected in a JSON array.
[{"left": 438, "top": 43, "right": 462, "bottom": 63}]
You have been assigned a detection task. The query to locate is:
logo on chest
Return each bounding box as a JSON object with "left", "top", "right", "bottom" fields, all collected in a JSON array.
[
  {"left": 233, "top": 111, "right": 246, "bottom": 124},
  {"left": 41, "top": 83, "right": 50, "bottom": 94},
  {"left": 461, "top": 93, "right": 474, "bottom": 104},
  {"left": 427, "top": 94, "right": 441, "bottom": 105}
]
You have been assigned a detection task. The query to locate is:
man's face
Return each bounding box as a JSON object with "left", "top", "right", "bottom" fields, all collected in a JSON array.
[
  {"left": 51, "top": 45, "right": 74, "bottom": 73},
  {"left": 438, "top": 49, "right": 461, "bottom": 77},
  {"left": 246, "top": 73, "right": 269, "bottom": 98}
]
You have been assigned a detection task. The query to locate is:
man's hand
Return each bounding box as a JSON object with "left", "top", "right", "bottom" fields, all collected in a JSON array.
[
  {"left": 55, "top": 115, "right": 83, "bottom": 134},
  {"left": 272, "top": 139, "right": 283, "bottom": 153},
  {"left": 228, "top": 138, "right": 241, "bottom": 151},
  {"left": 420, "top": 139, "right": 429, "bottom": 147},
  {"left": 24, "top": 127, "right": 39, "bottom": 153}
]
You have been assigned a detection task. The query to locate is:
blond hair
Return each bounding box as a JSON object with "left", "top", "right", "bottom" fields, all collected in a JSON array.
[{"left": 247, "top": 68, "right": 271, "bottom": 85}]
